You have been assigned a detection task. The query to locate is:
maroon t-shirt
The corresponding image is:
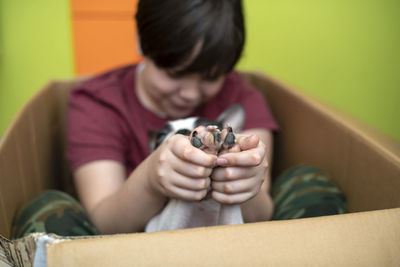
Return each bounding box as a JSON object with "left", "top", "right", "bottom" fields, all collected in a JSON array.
[{"left": 66, "top": 64, "right": 279, "bottom": 175}]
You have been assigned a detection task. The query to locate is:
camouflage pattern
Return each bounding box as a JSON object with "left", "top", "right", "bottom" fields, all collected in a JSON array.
[
  {"left": 271, "top": 165, "right": 347, "bottom": 220},
  {"left": 11, "top": 190, "right": 99, "bottom": 239}
]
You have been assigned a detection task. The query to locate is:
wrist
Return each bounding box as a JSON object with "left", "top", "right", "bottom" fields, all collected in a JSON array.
[
  {"left": 241, "top": 184, "right": 273, "bottom": 222},
  {"left": 141, "top": 155, "right": 166, "bottom": 201}
]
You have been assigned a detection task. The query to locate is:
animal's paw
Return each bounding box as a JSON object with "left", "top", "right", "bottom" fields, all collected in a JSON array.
[
  {"left": 189, "top": 125, "right": 240, "bottom": 155},
  {"left": 219, "top": 126, "right": 241, "bottom": 154}
]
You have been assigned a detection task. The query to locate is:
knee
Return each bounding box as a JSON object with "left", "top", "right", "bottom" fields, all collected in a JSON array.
[{"left": 271, "top": 165, "right": 347, "bottom": 220}]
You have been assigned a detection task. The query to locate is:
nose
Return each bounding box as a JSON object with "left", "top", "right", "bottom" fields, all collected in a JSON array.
[{"left": 179, "top": 81, "right": 201, "bottom": 102}]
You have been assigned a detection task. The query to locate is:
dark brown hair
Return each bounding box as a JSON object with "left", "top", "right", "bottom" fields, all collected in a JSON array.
[{"left": 136, "top": 0, "right": 245, "bottom": 80}]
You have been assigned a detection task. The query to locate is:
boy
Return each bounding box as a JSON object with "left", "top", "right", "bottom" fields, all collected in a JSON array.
[{"left": 68, "top": 0, "right": 277, "bottom": 234}]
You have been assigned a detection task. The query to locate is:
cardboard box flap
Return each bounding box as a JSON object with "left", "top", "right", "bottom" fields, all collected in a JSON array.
[
  {"left": 46, "top": 208, "right": 400, "bottom": 267},
  {"left": 241, "top": 72, "right": 400, "bottom": 212},
  {"left": 0, "top": 77, "right": 89, "bottom": 238},
  {"left": 2, "top": 209, "right": 399, "bottom": 266},
  {"left": 242, "top": 72, "right": 400, "bottom": 160}
]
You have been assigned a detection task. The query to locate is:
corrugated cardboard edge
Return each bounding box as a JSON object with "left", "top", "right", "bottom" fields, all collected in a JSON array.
[
  {"left": 46, "top": 208, "right": 400, "bottom": 267},
  {"left": 0, "top": 233, "right": 92, "bottom": 267},
  {"left": 0, "top": 236, "right": 14, "bottom": 267},
  {"left": 0, "top": 233, "right": 38, "bottom": 267},
  {"left": 249, "top": 72, "right": 400, "bottom": 162}
]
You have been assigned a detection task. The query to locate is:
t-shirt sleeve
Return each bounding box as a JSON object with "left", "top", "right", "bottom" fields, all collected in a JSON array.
[
  {"left": 66, "top": 88, "right": 127, "bottom": 171},
  {"left": 236, "top": 78, "right": 280, "bottom": 132}
]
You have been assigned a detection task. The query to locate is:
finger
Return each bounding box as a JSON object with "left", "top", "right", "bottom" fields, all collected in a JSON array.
[
  {"left": 168, "top": 186, "right": 208, "bottom": 201},
  {"left": 236, "top": 134, "right": 259, "bottom": 151},
  {"left": 170, "top": 172, "right": 211, "bottom": 191},
  {"left": 212, "top": 177, "right": 260, "bottom": 195},
  {"left": 211, "top": 166, "right": 255, "bottom": 181},
  {"left": 211, "top": 191, "right": 254, "bottom": 205},
  {"left": 170, "top": 136, "right": 217, "bottom": 167},
  {"left": 216, "top": 148, "right": 265, "bottom": 167},
  {"left": 172, "top": 160, "right": 213, "bottom": 178},
  {"left": 159, "top": 146, "right": 213, "bottom": 178},
  {"left": 219, "top": 143, "right": 241, "bottom": 155}
]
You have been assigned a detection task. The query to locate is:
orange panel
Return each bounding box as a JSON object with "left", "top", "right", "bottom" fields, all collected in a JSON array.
[
  {"left": 71, "top": 0, "right": 137, "bottom": 13},
  {"left": 73, "top": 18, "right": 142, "bottom": 75},
  {"left": 71, "top": 0, "right": 142, "bottom": 75}
]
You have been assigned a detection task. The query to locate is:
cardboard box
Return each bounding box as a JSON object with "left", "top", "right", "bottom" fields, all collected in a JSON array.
[{"left": 0, "top": 72, "right": 399, "bottom": 266}]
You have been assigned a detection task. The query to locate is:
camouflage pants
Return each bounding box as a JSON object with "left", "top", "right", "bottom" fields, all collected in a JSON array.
[
  {"left": 11, "top": 165, "right": 346, "bottom": 239},
  {"left": 271, "top": 165, "right": 347, "bottom": 220},
  {"left": 11, "top": 190, "right": 100, "bottom": 239}
]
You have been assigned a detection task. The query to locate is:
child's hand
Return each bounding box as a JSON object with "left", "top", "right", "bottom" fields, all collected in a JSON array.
[
  {"left": 147, "top": 134, "right": 217, "bottom": 201},
  {"left": 211, "top": 134, "right": 268, "bottom": 204}
]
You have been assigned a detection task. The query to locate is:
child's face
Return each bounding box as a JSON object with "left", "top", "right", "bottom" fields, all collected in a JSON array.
[{"left": 137, "top": 59, "right": 225, "bottom": 119}]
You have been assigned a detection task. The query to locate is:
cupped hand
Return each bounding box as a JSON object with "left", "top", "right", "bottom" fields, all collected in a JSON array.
[
  {"left": 211, "top": 134, "right": 269, "bottom": 204},
  {"left": 147, "top": 134, "right": 217, "bottom": 201}
]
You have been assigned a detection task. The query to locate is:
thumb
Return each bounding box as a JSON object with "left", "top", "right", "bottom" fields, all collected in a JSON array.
[{"left": 238, "top": 134, "right": 259, "bottom": 151}]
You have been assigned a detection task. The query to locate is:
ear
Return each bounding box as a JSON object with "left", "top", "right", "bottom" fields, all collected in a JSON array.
[{"left": 216, "top": 104, "right": 246, "bottom": 132}]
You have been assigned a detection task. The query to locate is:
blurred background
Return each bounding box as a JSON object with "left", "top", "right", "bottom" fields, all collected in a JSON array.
[{"left": 0, "top": 0, "right": 399, "bottom": 141}]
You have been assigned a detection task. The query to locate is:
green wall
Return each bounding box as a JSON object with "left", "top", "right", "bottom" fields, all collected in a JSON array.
[
  {"left": 1, "top": 0, "right": 399, "bottom": 142},
  {"left": 238, "top": 0, "right": 400, "bottom": 141},
  {"left": 0, "top": 0, "right": 74, "bottom": 137}
]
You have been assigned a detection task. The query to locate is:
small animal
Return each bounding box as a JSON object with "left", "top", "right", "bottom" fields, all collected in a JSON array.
[{"left": 145, "top": 104, "right": 246, "bottom": 232}]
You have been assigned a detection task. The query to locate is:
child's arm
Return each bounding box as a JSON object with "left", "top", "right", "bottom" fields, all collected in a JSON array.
[
  {"left": 211, "top": 128, "right": 274, "bottom": 222},
  {"left": 74, "top": 134, "right": 217, "bottom": 234}
]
